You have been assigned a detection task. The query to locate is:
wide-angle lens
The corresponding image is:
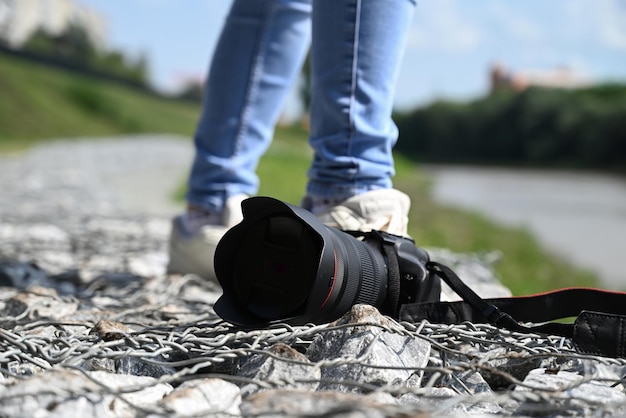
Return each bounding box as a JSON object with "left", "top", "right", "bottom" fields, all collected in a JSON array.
[{"left": 214, "top": 197, "right": 389, "bottom": 325}]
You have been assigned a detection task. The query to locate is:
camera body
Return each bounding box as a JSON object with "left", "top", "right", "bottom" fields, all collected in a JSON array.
[{"left": 214, "top": 196, "right": 440, "bottom": 326}]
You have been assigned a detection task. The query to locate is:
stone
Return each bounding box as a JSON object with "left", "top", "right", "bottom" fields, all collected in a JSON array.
[
  {"left": 462, "top": 347, "right": 543, "bottom": 390},
  {"left": 0, "top": 259, "right": 49, "bottom": 288},
  {"left": 237, "top": 343, "right": 320, "bottom": 397},
  {"left": 1, "top": 286, "right": 79, "bottom": 321},
  {"left": 306, "top": 304, "right": 431, "bottom": 393},
  {"left": 241, "top": 389, "right": 405, "bottom": 418},
  {"left": 158, "top": 378, "right": 241, "bottom": 417},
  {"left": 399, "top": 387, "right": 480, "bottom": 416},
  {"left": 90, "top": 320, "right": 132, "bottom": 341},
  {"left": 429, "top": 248, "right": 512, "bottom": 301},
  {"left": 86, "top": 320, "right": 176, "bottom": 378},
  {"left": 515, "top": 368, "right": 626, "bottom": 416},
  {"left": 0, "top": 369, "right": 172, "bottom": 417},
  {"left": 116, "top": 356, "right": 176, "bottom": 379}
]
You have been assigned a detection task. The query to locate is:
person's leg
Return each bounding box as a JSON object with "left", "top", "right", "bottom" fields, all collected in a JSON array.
[
  {"left": 187, "top": 0, "right": 312, "bottom": 215},
  {"left": 169, "top": 0, "right": 311, "bottom": 279},
  {"left": 307, "top": 0, "right": 416, "bottom": 202},
  {"left": 302, "top": 0, "right": 416, "bottom": 236}
]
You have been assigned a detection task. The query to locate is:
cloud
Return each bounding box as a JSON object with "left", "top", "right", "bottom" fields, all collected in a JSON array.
[
  {"left": 563, "top": 0, "right": 626, "bottom": 50},
  {"left": 597, "top": 0, "right": 626, "bottom": 49}
]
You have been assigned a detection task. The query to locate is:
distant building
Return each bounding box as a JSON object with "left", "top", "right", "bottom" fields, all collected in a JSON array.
[
  {"left": 490, "top": 62, "right": 590, "bottom": 93},
  {"left": 0, "top": 0, "right": 106, "bottom": 49}
]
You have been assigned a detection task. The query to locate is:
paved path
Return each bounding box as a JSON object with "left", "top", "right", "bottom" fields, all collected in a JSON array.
[
  {"left": 0, "top": 135, "right": 194, "bottom": 277},
  {"left": 0, "top": 135, "right": 193, "bottom": 223},
  {"left": 425, "top": 165, "right": 626, "bottom": 289}
]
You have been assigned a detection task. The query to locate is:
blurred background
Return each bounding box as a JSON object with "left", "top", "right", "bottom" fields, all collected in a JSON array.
[
  {"left": 0, "top": 0, "right": 625, "bottom": 294},
  {"left": 3, "top": 0, "right": 625, "bottom": 113}
]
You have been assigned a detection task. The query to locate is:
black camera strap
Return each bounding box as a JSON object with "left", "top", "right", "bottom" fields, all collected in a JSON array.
[
  {"left": 399, "top": 261, "right": 626, "bottom": 358},
  {"left": 380, "top": 240, "right": 401, "bottom": 317}
]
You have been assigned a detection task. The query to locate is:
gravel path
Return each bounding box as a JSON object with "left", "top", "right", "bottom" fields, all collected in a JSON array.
[
  {"left": 0, "top": 134, "right": 193, "bottom": 222},
  {"left": 0, "top": 135, "right": 193, "bottom": 278}
]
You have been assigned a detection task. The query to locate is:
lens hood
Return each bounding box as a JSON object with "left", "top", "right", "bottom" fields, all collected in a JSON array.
[{"left": 214, "top": 197, "right": 343, "bottom": 326}]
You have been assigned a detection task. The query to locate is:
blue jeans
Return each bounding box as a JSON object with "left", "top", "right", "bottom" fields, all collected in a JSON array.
[{"left": 187, "top": 0, "right": 416, "bottom": 212}]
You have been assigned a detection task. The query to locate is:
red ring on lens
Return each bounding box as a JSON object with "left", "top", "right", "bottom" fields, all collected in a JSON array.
[{"left": 318, "top": 250, "right": 338, "bottom": 310}]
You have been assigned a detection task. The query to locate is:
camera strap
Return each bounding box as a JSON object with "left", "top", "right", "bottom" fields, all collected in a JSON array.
[{"left": 399, "top": 261, "right": 626, "bottom": 358}]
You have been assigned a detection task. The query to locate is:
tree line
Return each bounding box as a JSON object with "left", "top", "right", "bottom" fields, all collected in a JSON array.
[
  {"left": 395, "top": 84, "right": 626, "bottom": 170},
  {"left": 19, "top": 22, "right": 149, "bottom": 86}
]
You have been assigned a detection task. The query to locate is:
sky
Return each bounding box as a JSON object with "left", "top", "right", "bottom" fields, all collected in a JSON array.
[{"left": 78, "top": 0, "right": 626, "bottom": 113}]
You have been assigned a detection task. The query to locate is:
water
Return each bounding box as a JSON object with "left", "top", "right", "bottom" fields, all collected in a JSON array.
[{"left": 424, "top": 165, "right": 626, "bottom": 289}]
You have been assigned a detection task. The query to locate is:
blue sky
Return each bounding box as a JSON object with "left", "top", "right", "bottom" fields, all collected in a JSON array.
[{"left": 79, "top": 0, "right": 626, "bottom": 112}]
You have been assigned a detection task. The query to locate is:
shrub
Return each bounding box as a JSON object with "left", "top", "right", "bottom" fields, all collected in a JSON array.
[{"left": 396, "top": 84, "right": 626, "bottom": 169}]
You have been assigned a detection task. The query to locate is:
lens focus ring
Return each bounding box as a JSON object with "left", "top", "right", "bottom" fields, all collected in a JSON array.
[{"left": 328, "top": 231, "right": 387, "bottom": 318}]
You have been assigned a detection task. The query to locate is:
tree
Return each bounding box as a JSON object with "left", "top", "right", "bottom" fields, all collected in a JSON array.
[
  {"left": 22, "top": 28, "right": 56, "bottom": 55},
  {"left": 54, "top": 22, "right": 96, "bottom": 63},
  {"left": 22, "top": 23, "right": 149, "bottom": 87},
  {"left": 176, "top": 80, "right": 204, "bottom": 102}
]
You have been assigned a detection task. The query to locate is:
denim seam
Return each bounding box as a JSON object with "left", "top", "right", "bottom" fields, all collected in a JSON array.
[
  {"left": 233, "top": 1, "right": 273, "bottom": 159},
  {"left": 347, "top": 0, "right": 361, "bottom": 183}
]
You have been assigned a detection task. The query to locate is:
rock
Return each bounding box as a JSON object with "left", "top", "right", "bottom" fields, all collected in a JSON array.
[
  {"left": 398, "top": 386, "right": 504, "bottom": 416},
  {"left": 116, "top": 356, "right": 176, "bottom": 379},
  {"left": 86, "top": 320, "right": 176, "bottom": 378},
  {"left": 1, "top": 286, "right": 79, "bottom": 321},
  {"left": 90, "top": 320, "right": 132, "bottom": 341},
  {"left": 458, "top": 346, "right": 543, "bottom": 390},
  {"left": 241, "top": 389, "right": 404, "bottom": 418},
  {"left": 515, "top": 368, "right": 626, "bottom": 416},
  {"left": 237, "top": 343, "right": 320, "bottom": 397},
  {"left": 429, "top": 248, "right": 512, "bottom": 301},
  {"left": 158, "top": 378, "right": 241, "bottom": 417},
  {"left": 0, "top": 369, "right": 172, "bottom": 418},
  {"left": 7, "top": 360, "right": 49, "bottom": 376},
  {"left": 0, "top": 259, "right": 49, "bottom": 288},
  {"left": 306, "top": 304, "right": 431, "bottom": 393}
]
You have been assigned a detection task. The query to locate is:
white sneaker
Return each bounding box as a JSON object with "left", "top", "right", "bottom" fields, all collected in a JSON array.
[
  {"left": 166, "top": 194, "right": 247, "bottom": 281},
  {"left": 167, "top": 189, "right": 411, "bottom": 281},
  {"left": 303, "top": 189, "right": 411, "bottom": 237}
]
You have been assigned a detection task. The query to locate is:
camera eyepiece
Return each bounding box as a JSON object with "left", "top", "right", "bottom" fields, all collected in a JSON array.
[{"left": 214, "top": 196, "right": 439, "bottom": 326}]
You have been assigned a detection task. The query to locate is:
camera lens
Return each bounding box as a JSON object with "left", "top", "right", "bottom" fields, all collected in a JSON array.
[
  {"left": 214, "top": 197, "right": 389, "bottom": 325},
  {"left": 321, "top": 227, "right": 388, "bottom": 322},
  {"left": 230, "top": 215, "right": 321, "bottom": 320}
]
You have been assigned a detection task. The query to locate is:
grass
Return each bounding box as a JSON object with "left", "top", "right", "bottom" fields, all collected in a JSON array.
[
  {"left": 0, "top": 52, "right": 599, "bottom": 295},
  {"left": 257, "top": 125, "right": 313, "bottom": 204},
  {"left": 392, "top": 156, "right": 597, "bottom": 295},
  {"left": 182, "top": 124, "right": 597, "bottom": 296},
  {"left": 0, "top": 53, "right": 199, "bottom": 151}
]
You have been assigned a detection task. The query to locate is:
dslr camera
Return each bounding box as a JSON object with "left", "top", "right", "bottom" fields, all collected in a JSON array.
[{"left": 214, "top": 196, "right": 440, "bottom": 326}]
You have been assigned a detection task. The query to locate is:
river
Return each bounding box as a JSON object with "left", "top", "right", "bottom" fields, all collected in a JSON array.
[{"left": 424, "top": 165, "right": 626, "bottom": 290}]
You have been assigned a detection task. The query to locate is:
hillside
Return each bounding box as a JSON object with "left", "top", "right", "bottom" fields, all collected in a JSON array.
[{"left": 0, "top": 52, "right": 200, "bottom": 150}]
